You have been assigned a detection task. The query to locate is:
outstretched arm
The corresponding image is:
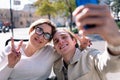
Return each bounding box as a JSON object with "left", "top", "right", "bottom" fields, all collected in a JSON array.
[{"left": 73, "top": 4, "right": 120, "bottom": 55}]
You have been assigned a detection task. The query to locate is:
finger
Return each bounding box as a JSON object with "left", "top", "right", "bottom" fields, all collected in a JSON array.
[
  {"left": 85, "top": 4, "right": 107, "bottom": 10},
  {"left": 16, "top": 40, "right": 23, "bottom": 51},
  {"left": 73, "top": 4, "right": 105, "bottom": 16},
  {"left": 11, "top": 50, "right": 18, "bottom": 55},
  {"left": 78, "top": 17, "right": 105, "bottom": 35},
  {"left": 11, "top": 37, "right": 15, "bottom": 51},
  {"left": 74, "top": 5, "right": 109, "bottom": 31},
  {"left": 75, "top": 11, "right": 105, "bottom": 30},
  {"left": 16, "top": 51, "right": 21, "bottom": 57},
  {"left": 75, "top": 34, "right": 85, "bottom": 43},
  {"left": 73, "top": 5, "right": 84, "bottom": 16},
  {"left": 81, "top": 35, "right": 88, "bottom": 40},
  {"left": 74, "top": 34, "right": 80, "bottom": 40}
]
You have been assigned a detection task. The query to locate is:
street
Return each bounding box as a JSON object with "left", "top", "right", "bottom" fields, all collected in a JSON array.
[
  {"left": 0, "top": 28, "right": 29, "bottom": 52},
  {"left": 0, "top": 28, "right": 120, "bottom": 80}
]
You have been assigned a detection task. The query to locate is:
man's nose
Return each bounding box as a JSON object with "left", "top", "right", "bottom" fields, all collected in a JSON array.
[{"left": 58, "top": 39, "right": 64, "bottom": 45}]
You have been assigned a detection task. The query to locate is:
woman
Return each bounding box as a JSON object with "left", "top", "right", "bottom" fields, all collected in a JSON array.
[
  {"left": 53, "top": 5, "right": 120, "bottom": 80},
  {"left": 0, "top": 18, "right": 59, "bottom": 80}
]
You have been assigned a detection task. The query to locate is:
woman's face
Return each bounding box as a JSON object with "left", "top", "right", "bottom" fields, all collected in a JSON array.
[
  {"left": 53, "top": 30, "right": 76, "bottom": 56},
  {"left": 29, "top": 23, "right": 52, "bottom": 49}
]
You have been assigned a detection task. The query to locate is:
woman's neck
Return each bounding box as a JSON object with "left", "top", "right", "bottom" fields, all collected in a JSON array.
[{"left": 24, "top": 44, "right": 38, "bottom": 57}]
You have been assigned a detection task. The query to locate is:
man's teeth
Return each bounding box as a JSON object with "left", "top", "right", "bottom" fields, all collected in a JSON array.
[{"left": 60, "top": 44, "right": 68, "bottom": 49}]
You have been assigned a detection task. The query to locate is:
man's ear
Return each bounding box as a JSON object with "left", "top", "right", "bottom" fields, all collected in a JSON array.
[{"left": 73, "top": 38, "right": 77, "bottom": 45}]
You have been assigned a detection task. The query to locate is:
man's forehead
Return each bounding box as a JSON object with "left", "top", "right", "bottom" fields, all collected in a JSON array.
[
  {"left": 56, "top": 30, "right": 68, "bottom": 35},
  {"left": 53, "top": 30, "right": 69, "bottom": 39}
]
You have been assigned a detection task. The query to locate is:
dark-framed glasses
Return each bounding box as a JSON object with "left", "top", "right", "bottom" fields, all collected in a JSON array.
[{"left": 35, "top": 27, "right": 52, "bottom": 40}]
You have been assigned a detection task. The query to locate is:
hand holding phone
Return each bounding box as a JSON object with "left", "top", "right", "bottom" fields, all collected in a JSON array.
[{"left": 75, "top": 0, "right": 98, "bottom": 29}]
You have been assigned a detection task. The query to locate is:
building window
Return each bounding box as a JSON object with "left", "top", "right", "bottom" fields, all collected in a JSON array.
[
  {"left": 20, "top": 21, "right": 23, "bottom": 25},
  {"left": 0, "top": 14, "right": 3, "bottom": 16}
]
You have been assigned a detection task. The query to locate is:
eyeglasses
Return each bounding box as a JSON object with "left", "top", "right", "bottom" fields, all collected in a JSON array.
[{"left": 35, "top": 27, "right": 52, "bottom": 40}]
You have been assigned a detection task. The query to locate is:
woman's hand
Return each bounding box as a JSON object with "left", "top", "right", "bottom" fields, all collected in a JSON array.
[
  {"left": 8, "top": 37, "right": 23, "bottom": 68},
  {"left": 75, "top": 34, "right": 92, "bottom": 50}
]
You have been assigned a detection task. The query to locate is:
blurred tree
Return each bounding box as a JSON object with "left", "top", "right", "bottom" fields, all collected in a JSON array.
[
  {"left": 64, "top": 0, "right": 76, "bottom": 31},
  {"left": 34, "top": 0, "right": 76, "bottom": 31},
  {"left": 34, "top": 0, "right": 56, "bottom": 19}
]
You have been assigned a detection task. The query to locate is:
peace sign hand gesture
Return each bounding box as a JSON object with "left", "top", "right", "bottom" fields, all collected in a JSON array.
[
  {"left": 8, "top": 37, "right": 23, "bottom": 68},
  {"left": 75, "top": 34, "right": 92, "bottom": 50}
]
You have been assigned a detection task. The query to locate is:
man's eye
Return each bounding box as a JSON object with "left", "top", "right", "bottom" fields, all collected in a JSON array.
[
  {"left": 54, "top": 40, "right": 59, "bottom": 45},
  {"left": 62, "top": 36, "right": 67, "bottom": 39}
]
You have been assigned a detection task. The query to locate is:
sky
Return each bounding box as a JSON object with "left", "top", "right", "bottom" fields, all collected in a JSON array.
[{"left": 0, "top": 0, "right": 36, "bottom": 10}]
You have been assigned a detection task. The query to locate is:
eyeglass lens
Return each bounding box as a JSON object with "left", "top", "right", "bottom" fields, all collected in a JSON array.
[{"left": 35, "top": 27, "right": 51, "bottom": 40}]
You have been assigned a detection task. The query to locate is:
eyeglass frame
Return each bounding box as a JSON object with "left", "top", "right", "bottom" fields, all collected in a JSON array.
[{"left": 35, "top": 27, "right": 52, "bottom": 40}]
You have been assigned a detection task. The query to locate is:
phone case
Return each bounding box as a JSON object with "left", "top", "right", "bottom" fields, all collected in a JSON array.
[{"left": 75, "top": 0, "right": 98, "bottom": 29}]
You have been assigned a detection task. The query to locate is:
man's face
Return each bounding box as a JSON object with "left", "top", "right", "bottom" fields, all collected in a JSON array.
[{"left": 53, "top": 30, "right": 76, "bottom": 56}]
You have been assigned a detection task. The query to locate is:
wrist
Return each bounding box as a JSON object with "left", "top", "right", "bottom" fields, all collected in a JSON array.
[
  {"left": 107, "top": 43, "right": 120, "bottom": 55},
  {"left": 8, "top": 64, "right": 15, "bottom": 68},
  {"left": 105, "top": 31, "right": 120, "bottom": 46}
]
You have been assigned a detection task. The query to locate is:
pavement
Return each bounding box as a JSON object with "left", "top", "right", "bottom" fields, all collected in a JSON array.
[{"left": 0, "top": 28, "right": 120, "bottom": 80}]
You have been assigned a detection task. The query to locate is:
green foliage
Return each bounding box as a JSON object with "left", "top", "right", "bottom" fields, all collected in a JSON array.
[
  {"left": 36, "top": 2, "right": 56, "bottom": 16},
  {"left": 116, "top": 21, "right": 120, "bottom": 28},
  {"left": 63, "top": 0, "right": 76, "bottom": 16},
  {"left": 53, "top": 1, "right": 66, "bottom": 14},
  {"left": 34, "top": 0, "right": 76, "bottom": 18},
  {"left": 72, "top": 28, "right": 78, "bottom": 34},
  {"left": 34, "top": 0, "right": 56, "bottom": 19}
]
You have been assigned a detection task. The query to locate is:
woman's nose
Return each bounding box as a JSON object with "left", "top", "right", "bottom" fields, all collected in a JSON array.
[{"left": 38, "top": 34, "right": 44, "bottom": 40}]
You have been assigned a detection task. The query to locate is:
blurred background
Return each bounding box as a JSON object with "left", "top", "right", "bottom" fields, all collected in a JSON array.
[
  {"left": 0, "top": 0, "right": 120, "bottom": 80},
  {"left": 0, "top": 0, "right": 120, "bottom": 34}
]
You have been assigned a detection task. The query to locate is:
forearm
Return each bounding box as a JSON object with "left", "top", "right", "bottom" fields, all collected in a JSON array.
[
  {"left": 0, "top": 65, "right": 13, "bottom": 80},
  {"left": 106, "top": 32, "right": 120, "bottom": 55},
  {"left": 0, "top": 51, "right": 13, "bottom": 80},
  {"left": 73, "top": 4, "right": 120, "bottom": 55},
  {"left": 107, "top": 44, "right": 120, "bottom": 56}
]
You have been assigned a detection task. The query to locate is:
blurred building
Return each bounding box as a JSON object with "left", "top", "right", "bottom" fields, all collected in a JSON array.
[{"left": 0, "top": 4, "right": 47, "bottom": 28}]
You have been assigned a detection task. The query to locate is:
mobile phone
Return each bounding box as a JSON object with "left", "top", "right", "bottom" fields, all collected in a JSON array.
[{"left": 75, "top": 0, "right": 98, "bottom": 29}]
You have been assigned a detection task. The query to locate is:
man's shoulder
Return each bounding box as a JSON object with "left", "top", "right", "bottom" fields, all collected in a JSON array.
[{"left": 85, "top": 48, "right": 101, "bottom": 57}]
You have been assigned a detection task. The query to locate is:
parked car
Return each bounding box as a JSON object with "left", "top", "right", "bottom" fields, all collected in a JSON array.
[
  {"left": 2, "top": 26, "right": 10, "bottom": 33},
  {"left": 56, "top": 23, "right": 65, "bottom": 27},
  {"left": 0, "top": 21, "right": 3, "bottom": 33},
  {"left": 0, "top": 26, "right": 2, "bottom": 33}
]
